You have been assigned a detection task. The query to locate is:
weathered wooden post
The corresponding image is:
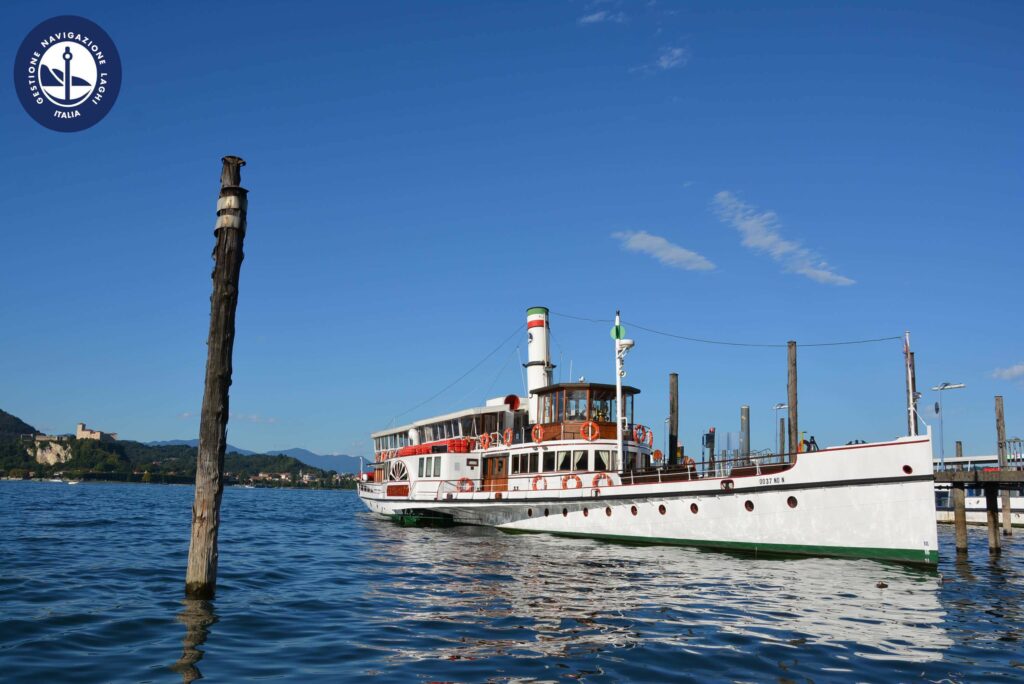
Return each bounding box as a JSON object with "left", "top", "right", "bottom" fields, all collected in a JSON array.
[
  {"left": 668, "top": 372, "right": 679, "bottom": 466},
  {"left": 985, "top": 483, "right": 1001, "bottom": 554},
  {"left": 185, "top": 156, "right": 248, "bottom": 600},
  {"left": 996, "top": 396, "right": 1011, "bottom": 536},
  {"left": 956, "top": 440, "right": 962, "bottom": 459},
  {"left": 952, "top": 482, "right": 968, "bottom": 553},
  {"left": 778, "top": 418, "right": 785, "bottom": 456},
  {"left": 787, "top": 341, "right": 798, "bottom": 454},
  {"left": 740, "top": 405, "right": 750, "bottom": 460}
]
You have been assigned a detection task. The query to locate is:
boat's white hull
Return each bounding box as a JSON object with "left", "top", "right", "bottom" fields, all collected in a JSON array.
[{"left": 360, "top": 435, "right": 939, "bottom": 565}]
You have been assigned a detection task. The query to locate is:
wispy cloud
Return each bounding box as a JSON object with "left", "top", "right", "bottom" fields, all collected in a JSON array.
[
  {"left": 578, "top": 10, "right": 626, "bottom": 24},
  {"left": 711, "top": 191, "right": 855, "bottom": 286},
  {"left": 656, "top": 46, "right": 688, "bottom": 70},
  {"left": 992, "top": 363, "right": 1024, "bottom": 381},
  {"left": 176, "top": 411, "right": 195, "bottom": 420},
  {"left": 231, "top": 413, "right": 279, "bottom": 425},
  {"left": 612, "top": 230, "right": 715, "bottom": 271}
]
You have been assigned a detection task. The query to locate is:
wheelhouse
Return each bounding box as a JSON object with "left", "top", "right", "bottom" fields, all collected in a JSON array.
[{"left": 533, "top": 382, "right": 639, "bottom": 442}]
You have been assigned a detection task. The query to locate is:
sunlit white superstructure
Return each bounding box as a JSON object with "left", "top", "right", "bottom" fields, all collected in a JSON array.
[{"left": 359, "top": 307, "right": 939, "bottom": 565}]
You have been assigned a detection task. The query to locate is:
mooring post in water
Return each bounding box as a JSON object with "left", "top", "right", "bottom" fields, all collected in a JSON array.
[
  {"left": 787, "top": 341, "right": 798, "bottom": 454},
  {"left": 985, "top": 483, "right": 1001, "bottom": 554},
  {"left": 778, "top": 418, "right": 785, "bottom": 456},
  {"left": 953, "top": 482, "right": 968, "bottom": 553},
  {"left": 740, "top": 405, "right": 750, "bottom": 460},
  {"left": 185, "top": 156, "right": 248, "bottom": 600},
  {"left": 668, "top": 373, "right": 679, "bottom": 466},
  {"left": 996, "top": 396, "right": 1011, "bottom": 536}
]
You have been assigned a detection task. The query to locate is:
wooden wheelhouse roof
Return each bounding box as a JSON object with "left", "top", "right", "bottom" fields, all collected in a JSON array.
[{"left": 533, "top": 382, "right": 640, "bottom": 396}]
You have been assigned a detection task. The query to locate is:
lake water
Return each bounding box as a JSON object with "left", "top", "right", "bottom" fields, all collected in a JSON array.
[{"left": 2, "top": 480, "right": 1022, "bottom": 682}]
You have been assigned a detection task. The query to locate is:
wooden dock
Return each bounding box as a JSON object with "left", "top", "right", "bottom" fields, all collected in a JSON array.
[{"left": 935, "top": 468, "right": 1023, "bottom": 554}]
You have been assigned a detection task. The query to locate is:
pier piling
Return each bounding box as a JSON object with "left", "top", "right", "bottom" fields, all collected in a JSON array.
[
  {"left": 996, "top": 396, "right": 1012, "bottom": 536},
  {"left": 787, "top": 341, "right": 798, "bottom": 454},
  {"left": 778, "top": 418, "right": 785, "bottom": 456},
  {"left": 668, "top": 373, "right": 679, "bottom": 466},
  {"left": 985, "top": 484, "right": 1001, "bottom": 554},
  {"left": 185, "top": 156, "right": 248, "bottom": 600},
  {"left": 740, "top": 405, "right": 750, "bottom": 459},
  {"left": 953, "top": 483, "right": 968, "bottom": 553}
]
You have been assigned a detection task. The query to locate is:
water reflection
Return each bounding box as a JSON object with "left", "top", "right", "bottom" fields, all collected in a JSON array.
[
  {"left": 171, "top": 599, "right": 218, "bottom": 682},
  {"left": 361, "top": 516, "right": 951, "bottom": 673}
]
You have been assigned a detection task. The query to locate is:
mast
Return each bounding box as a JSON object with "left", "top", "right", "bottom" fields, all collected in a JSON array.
[
  {"left": 904, "top": 331, "right": 918, "bottom": 436},
  {"left": 612, "top": 311, "right": 633, "bottom": 472}
]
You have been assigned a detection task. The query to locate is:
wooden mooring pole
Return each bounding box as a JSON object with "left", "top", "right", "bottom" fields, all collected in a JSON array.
[
  {"left": 740, "top": 405, "right": 750, "bottom": 459},
  {"left": 778, "top": 418, "right": 785, "bottom": 456},
  {"left": 953, "top": 439, "right": 968, "bottom": 552},
  {"left": 996, "top": 396, "right": 1012, "bottom": 536},
  {"left": 668, "top": 372, "right": 679, "bottom": 466},
  {"left": 986, "top": 483, "right": 1001, "bottom": 554},
  {"left": 787, "top": 341, "right": 798, "bottom": 454},
  {"left": 185, "top": 156, "right": 248, "bottom": 600}
]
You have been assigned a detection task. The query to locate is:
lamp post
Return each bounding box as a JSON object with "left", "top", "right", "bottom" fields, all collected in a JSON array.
[
  {"left": 772, "top": 403, "right": 787, "bottom": 455},
  {"left": 931, "top": 382, "right": 965, "bottom": 468}
]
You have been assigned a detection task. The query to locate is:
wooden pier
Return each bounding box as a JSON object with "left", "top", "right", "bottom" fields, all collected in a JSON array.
[{"left": 935, "top": 468, "right": 1023, "bottom": 555}]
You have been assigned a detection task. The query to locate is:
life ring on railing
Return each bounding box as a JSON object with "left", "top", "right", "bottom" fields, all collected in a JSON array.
[
  {"left": 503, "top": 428, "right": 513, "bottom": 446},
  {"left": 457, "top": 477, "right": 475, "bottom": 493},
  {"left": 633, "top": 425, "right": 647, "bottom": 443},
  {"left": 581, "top": 420, "right": 600, "bottom": 442},
  {"left": 531, "top": 424, "right": 544, "bottom": 443},
  {"left": 652, "top": 449, "right": 664, "bottom": 464},
  {"left": 531, "top": 475, "right": 547, "bottom": 491},
  {"left": 562, "top": 474, "right": 583, "bottom": 489},
  {"left": 480, "top": 433, "right": 491, "bottom": 449},
  {"left": 646, "top": 430, "right": 654, "bottom": 447},
  {"left": 592, "top": 472, "right": 613, "bottom": 489}
]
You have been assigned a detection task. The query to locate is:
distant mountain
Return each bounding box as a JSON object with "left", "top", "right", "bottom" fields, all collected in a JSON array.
[
  {"left": 0, "top": 409, "right": 39, "bottom": 437},
  {"left": 145, "top": 440, "right": 360, "bottom": 473},
  {"left": 146, "top": 439, "right": 256, "bottom": 456}
]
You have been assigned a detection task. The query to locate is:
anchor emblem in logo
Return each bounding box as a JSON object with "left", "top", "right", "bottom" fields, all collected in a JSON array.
[{"left": 39, "top": 42, "right": 97, "bottom": 107}]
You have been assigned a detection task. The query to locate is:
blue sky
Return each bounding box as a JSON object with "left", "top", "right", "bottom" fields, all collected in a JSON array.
[{"left": 2, "top": 1, "right": 1021, "bottom": 458}]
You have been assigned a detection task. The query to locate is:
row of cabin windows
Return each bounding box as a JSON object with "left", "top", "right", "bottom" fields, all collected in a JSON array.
[
  {"left": 417, "top": 456, "right": 442, "bottom": 478},
  {"left": 539, "top": 389, "right": 634, "bottom": 425},
  {"left": 375, "top": 433, "right": 411, "bottom": 451},
  {"left": 509, "top": 450, "right": 611, "bottom": 474},
  {"left": 376, "top": 414, "right": 509, "bottom": 452}
]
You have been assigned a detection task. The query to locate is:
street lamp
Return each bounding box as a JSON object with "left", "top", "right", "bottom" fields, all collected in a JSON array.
[
  {"left": 931, "top": 382, "right": 965, "bottom": 468},
  {"left": 772, "top": 403, "right": 787, "bottom": 454}
]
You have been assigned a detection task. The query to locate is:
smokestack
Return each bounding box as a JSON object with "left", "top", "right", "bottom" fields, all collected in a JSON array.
[{"left": 525, "top": 306, "right": 553, "bottom": 423}]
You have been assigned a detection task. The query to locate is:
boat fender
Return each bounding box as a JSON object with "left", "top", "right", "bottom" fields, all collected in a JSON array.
[
  {"left": 592, "top": 472, "right": 613, "bottom": 489},
  {"left": 503, "top": 428, "right": 513, "bottom": 446},
  {"left": 561, "top": 474, "right": 583, "bottom": 489},
  {"left": 531, "top": 424, "right": 544, "bottom": 443},
  {"left": 581, "top": 420, "right": 600, "bottom": 442},
  {"left": 531, "top": 475, "right": 547, "bottom": 491},
  {"left": 456, "top": 477, "right": 475, "bottom": 493}
]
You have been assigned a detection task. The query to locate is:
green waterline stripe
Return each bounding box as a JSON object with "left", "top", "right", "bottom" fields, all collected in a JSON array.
[{"left": 502, "top": 528, "right": 939, "bottom": 565}]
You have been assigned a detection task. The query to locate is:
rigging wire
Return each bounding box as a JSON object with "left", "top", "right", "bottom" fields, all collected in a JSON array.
[
  {"left": 551, "top": 311, "right": 901, "bottom": 348},
  {"left": 391, "top": 324, "right": 524, "bottom": 422}
]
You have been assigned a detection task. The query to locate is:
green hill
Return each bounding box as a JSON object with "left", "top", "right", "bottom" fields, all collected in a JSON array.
[{"left": 0, "top": 409, "right": 38, "bottom": 437}]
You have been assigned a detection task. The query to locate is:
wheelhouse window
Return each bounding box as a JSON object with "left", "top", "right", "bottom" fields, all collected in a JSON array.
[
  {"left": 590, "top": 389, "right": 615, "bottom": 422},
  {"left": 567, "top": 390, "right": 587, "bottom": 421}
]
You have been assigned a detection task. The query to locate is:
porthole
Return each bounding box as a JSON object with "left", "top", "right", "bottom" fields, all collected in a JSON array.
[
  {"left": 544, "top": 508, "right": 549, "bottom": 517},
  {"left": 630, "top": 505, "right": 638, "bottom": 516},
  {"left": 690, "top": 503, "right": 698, "bottom": 514},
  {"left": 528, "top": 508, "right": 533, "bottom": 517},
  {"left": 745, "top": 500, "right": 754, "bottom": 512},
  {"left": 605, "top": 506, "right": 612, "bottom": 517},
  {"left": 658, "top": 504, "right": 667, "bottom": 515},
  {"left": 583, "top": 508, "right": 589, "bottom": 517},
  {"left": 902, "top": 465, "right": 913, "bottom": 475},
  {"left": 787, "top": 496, "right": 797, "bottom": 509},
  {"left": 562, "top": 508, "right": 568, "bottom": 517}
]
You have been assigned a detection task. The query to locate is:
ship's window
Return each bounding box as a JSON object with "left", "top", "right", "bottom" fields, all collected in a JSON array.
[
  {"left": 528, "top": 452, "right": 539, "bottom": 473},
  {"left": 511, "top": 454, "right": 521, "bottom": 474},
  {"left": 557, "top": 450, "right": 572, "bottom": 471},
  {"left": 594, "top": 450, "right": 610, "bottom": 471},
  {"left": 567, "top": 390, "right": 587, "bottom": 421},
  {"left": 554, "top": 390, "right": 565, "bottom": 423},
  {"left": 433, "top": 457, "right": 441, "bottom": 478},
  {"left": 418, "top": 458, "right": 425, "bottom": 478},
  {"left": 573, "top": 450, "right": 588, "bottom": 471},
  {"left": 590, "top": 389, "right": 615, "bottom": 422},
  {"left": 624, "top": 394, "right": 634, "bottom": 425},
  {"left": 542, "top": 451, "right": 555, "bottom": 471}
]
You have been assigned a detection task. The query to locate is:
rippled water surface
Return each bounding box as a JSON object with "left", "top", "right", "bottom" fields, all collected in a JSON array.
[{"left": 2, "top": 481, "right": 1022, "bottom": 682}]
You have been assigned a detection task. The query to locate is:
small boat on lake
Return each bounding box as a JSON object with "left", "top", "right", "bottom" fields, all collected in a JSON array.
[{"left": 358, "top": 307, "right": 939, "bottom": 565}]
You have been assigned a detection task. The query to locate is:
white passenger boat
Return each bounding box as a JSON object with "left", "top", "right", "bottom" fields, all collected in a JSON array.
[{"left": 358, "top": 307, "right": 939, "bottom": 565}]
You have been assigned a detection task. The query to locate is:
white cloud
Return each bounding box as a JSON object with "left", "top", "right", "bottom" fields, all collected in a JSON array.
[
  {"left": 176, "top": 411, "right": 194, "bottom": 420},
  {"left": 612, "top": 230, "right": 715, "bottom": 271},
  {"left": 712, "top": 191, "right": 855, "bottom": 286},
  {"left": 578, "top": 10, "right": 626, "bottom": 24},
  {"left": 992, "top": 364, "right": 1024, "bottom": 381},
  {"left": 230, "top": 413, "right": 279, "bottom": 425},
  {"left": 656, "top": 46, "right": 688, "bottom": 70}
]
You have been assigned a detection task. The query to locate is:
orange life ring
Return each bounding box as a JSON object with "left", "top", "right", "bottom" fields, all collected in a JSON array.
[
  {"left": 503, "top": 428, "right": 513, "bottom": 446},
  {"left": 480, "top": 433, "right": 491, "bottom": 449},
  {"left": 457, "top": 477, "right": 475, "bottom": 493},
  {"left": 531, "top": 424, "right": 544, "bottom": 443},
  {"left": 561, "top": 473, "right": 583, "bottom": 489},
  {"left": 592, "top": 472, "right": 613, "bottom": 489},
  {"left": 581, "top": 420, "right": 600, "bottom": 442},
  {"left": 633, "top": 425, "right": 647, "bottom": 443},
  {"left": 647, "top": 430, "right": 654, "bottom": 447},
  {"left": 531, "top": 475, "right": 547, "bottom": 491},
  {"left": 652, "top": 449, "right": 664, "bottom": 463}
]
